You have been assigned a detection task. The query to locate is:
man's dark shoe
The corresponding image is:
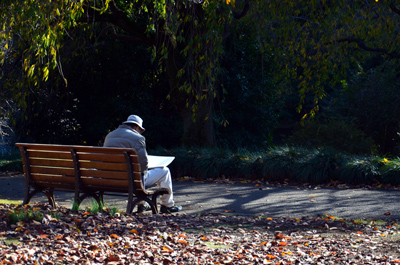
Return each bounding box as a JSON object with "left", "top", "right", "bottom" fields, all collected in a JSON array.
[
  {"left": 137, "top": 202, "right": 151, "bottom": 213},
  {"left": 160, "top": 205, "right": 182, "bottom": 213}
]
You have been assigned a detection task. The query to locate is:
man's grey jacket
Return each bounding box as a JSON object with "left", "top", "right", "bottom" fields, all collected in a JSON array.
[{"left": 103, "top": 124, "right": 148, "bottom": 175}]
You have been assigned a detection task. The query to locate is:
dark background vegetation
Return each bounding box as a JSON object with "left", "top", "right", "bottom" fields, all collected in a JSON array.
[{"left": 1, "top": 1, "right": 400, "bottom": 181}]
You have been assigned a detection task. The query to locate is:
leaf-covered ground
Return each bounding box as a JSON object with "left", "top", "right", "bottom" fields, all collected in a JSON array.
[{"left": 1, "top": 204, "right": 400, "bottom": 264}]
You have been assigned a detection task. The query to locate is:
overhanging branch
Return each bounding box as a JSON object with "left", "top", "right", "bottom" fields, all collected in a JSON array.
[
  {"left": 336, "top": 38, "right": 400, "bottom": 59},
  {"left": 232, "top": 0, "right": 251, "bottom": 19},
  {"left": 390, "top": 2, "right": 400, "bottom": 16},
  {"left": 78, "top": 1, "right": 154, "bottom": 46}
]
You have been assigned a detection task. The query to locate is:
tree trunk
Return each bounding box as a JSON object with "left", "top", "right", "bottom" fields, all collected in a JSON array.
[
  {"left": 165, "top": 46, "right": 216, "bottom": 147},
  {"left": 180, "top": 98, "right": 216, "bottom": 147}
]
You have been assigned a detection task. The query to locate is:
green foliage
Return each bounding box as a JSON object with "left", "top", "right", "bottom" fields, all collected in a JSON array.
[
  {"left": 216, "top": 16, "right": 281, "bottom": 149},
  {"left": 254, "top": 1, "right": 400, "bottom": 113},
  {"left": 0, "top": 148, "right": 22, "bottom": 172},
  {"left": 72, "top": 198, "right": 104, "bottom": 213},
  {"left": 86, "top": 199, "right": 104, "bottom": 214},
  {"left": 152, "top": 146, "right": 400, "bottom": 186},
  {"left": 2, "top": 0, "right": 400, "bottom": 157},
  {"left": 2, "top": 145, "right": 400, "bottom": 186},
  {"left": 8, "top": 208, "right": 44, "bottom": 224},
  {"left": 335, "top": 68, "right": 400, "bottom": 155},
  {"left": 337, "top": 156, "right": 382, "bottom": 185},
  {"left": 293, "top": 148, "right": 345, "bottom": 184},
  {"left": 380, "top": 158, "right": 400, "bottom": 186},
  {"left": 259, "top": 146, "right": 305, "bottom": 181},
  {"left": 72, "top": 201, "right": 80, "bottom": 212},
  {"left": 287, "top": 118, "right": 377, "bottom": 155},
  {"left": 1, "top": 0, "right": 242, "bottom": 147},
  {"left": 109, "top": 207, "right": 119, "bottom": 217}
]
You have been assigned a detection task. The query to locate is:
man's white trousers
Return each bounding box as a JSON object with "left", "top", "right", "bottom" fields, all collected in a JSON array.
[{"left": 144, "top": 167, "right": 174, "bottom": 207}]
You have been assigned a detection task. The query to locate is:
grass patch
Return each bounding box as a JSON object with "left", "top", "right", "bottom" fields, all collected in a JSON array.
[
  {"left": 1, "top": 238, "right": 21, "bottom": 246},
  {"left": 0, "top": 199, "right": 22, "bottom": 204},
  {"left": 204, "top": 242, "right": 230, "bottom": 249},
  {"left": 8, "top": 208, "right": 44, "bottom": 224}
]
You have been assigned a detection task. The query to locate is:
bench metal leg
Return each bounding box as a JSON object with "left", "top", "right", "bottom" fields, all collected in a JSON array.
[
  {"left": 23, "top": 186, "right": 55, "bottom": 208},
  {"left": 73, "top": 191, "right": 105, "bottom": 211},
  {"left": 129, "top": 197, "right": 158, "bottom": 214},
  {"left": 23, "top": 181, "right": 31, "bottom": 205},
  {"left": 43, "top": 188, "right": 56, "bottom": 208}
]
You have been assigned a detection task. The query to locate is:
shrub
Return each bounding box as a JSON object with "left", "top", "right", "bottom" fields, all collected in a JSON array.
[
  {"left": 287, "top": 118, "right": 377, "bottom": 155},
  {"left": 380, "top": 157, "right": 400, "bottom": 185},
  {"left": 293, "top": 148, "right": 345, "bottom": 184},
  {"left": 259, "top": 146, "right": 301, "bottom": 181},
  {"left": 337, "top": 156, "right": 381, "bottom": 185},
  {"left": 0, "top": 148, "right": 22, "bottom": 172},
  {"left": 4, "top": 145, "right": 400, "bottom": 187}
]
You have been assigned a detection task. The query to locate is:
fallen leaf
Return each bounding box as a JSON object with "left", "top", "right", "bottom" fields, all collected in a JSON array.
[
  {"left": 178, "top": 239, "right": 188, "bottom": 245},
  {"left": 163, "top": 245, "right": 174, "bottom": 253}
]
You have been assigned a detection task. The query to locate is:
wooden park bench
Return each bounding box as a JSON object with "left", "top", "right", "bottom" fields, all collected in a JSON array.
[{"left": 15, "top": 143, "right": 169, "bottom": 214}]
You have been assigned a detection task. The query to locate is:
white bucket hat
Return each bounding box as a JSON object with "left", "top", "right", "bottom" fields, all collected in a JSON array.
[{"left": 123, "top": 115, "right": 145, "bottom": 131}]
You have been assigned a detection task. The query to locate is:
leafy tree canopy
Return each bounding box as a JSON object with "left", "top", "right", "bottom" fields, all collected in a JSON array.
[
  {"left": 1, "top": 0, "right": 400, "bottom": 148},
  {"left": 251, "top": 0, "right": 400, "bottom": 117},
  {"left": 1, "top": 0, "right": 252, "bottom": 146}
]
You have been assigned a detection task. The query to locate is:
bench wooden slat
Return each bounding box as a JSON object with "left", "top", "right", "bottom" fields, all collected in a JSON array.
[
  {"left": 79, "top": 161, "right": 128, "bottom": 171},
  {"left": 30, "top": 166, "right": 75, "bottom": 176},
  {"left": 134, "top": 179, "right": 144, "bottom": 191},
  {"left": 80, "top": 161, "right": 140, "bottom": 172},
  {"left": 76, "top": 153, "right": 133, "bottom": 163},
  {"left": 25, "top": 150, "right": 140, "bottom": 164},
  {"left": 26, "top": 150, "right": 71, "bottom": 159},
  {"left": 32, "top": 174, "right": 75, "bottom": 184},
  {"left": 29, "top": 158, "right": 74, "bottom": 168},
  {"left": 16, "top": 143, "right": 138, "bottom": 154},
  {"left": 80, "top": 169, "right": 139, "bottom": 180},
  {"left": 81, "top": 178, "right": 129, "bottom": 189}
]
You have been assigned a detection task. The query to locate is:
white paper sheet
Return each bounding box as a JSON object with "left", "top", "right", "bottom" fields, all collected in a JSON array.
[{"left": 148, "top": 155, "right": 175, "bottom": 169}]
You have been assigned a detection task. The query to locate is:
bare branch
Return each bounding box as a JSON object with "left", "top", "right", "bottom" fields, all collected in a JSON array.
[
  {"left": 336, "top": 38, "right": 400, "bottom": 59},
  {"left": 232, "top": 0, "right": 251, "bottom": 19},
  {"left": 78, "top": 2, "right": 154, "bottom": 46},
  {"left": 390, "top": 2, "right": 400, "bottom": 16},
  {"left": 108, "top": 27, "right": 150, "bottom": 44}
]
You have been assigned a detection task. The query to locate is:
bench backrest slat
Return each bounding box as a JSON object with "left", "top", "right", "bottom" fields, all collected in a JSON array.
[
  {"left": 81, "top": 178, "right": 131, "bottom": 189},
  {"left": 29, "top": 158, "right": 74, "bottom": 168},
  {"left": 32, "top": 174, "right": 75, "bottom": 185},
  {"left": 26, "top": 150, "right": 71, "bottom": 159},
  {"left": 16, "top": 143, "right": 144, "bottom": 194},
  {"left": 77, "top": 153, "right": 132, "bottom": 163},
  {"left": 29, "top": 166, "right": 75, "bottom": 176}
]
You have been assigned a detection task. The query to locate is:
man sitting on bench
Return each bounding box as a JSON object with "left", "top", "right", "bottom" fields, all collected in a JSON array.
[{"left": 104, "top": 114, "right": 182, "bottom": 213}]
